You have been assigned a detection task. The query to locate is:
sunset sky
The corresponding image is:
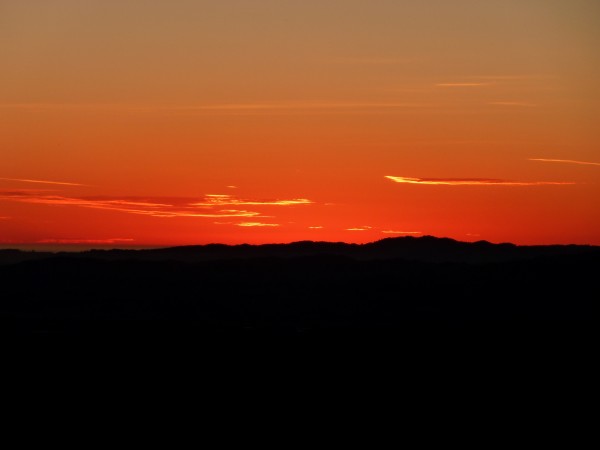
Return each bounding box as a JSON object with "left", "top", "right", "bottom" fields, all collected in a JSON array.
[{"left": 1, "top": 0, "right": 599, "bottom": 248}]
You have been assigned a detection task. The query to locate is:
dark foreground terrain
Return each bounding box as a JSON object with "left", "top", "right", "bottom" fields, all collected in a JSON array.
[{"left": 0, "top": 236, "right": 597, "bottom": 336}]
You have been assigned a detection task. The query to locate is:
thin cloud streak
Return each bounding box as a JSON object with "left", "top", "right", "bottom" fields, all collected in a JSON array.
[
  {"left": 0, "top": 192, "right": 270, "bottom": 219},
  {"left": 136, "top": 210, "right": 262, "bottom": 219},
  {"left": 385, "top": 176, "right": 574, "bottom": 186},
  {"left": 236, "top": 222, "right": 279, "bottom": 227},
  {"left": 529, "top": 158, "right": 600, "bottom": 167},
  {"left": 0, "top": 191, "right": 313, "bottom": 219},
  {"left": 0, "top": 177, "right": 86, "bottom": 187},
  {"left": 191, "top": 195, "right": 312, "bottom": 207}
]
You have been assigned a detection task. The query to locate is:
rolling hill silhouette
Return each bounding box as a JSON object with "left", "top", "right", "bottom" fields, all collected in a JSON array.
[
  {"left": 1, "top": 235, "right": 597, "bottom": 265},
  {"left": 0, "top": 236, "right": 597, "bottom": 335}
]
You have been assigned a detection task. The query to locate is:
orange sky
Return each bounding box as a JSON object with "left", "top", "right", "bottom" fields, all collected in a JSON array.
[{"left": 1, "top": 0, "right": 599, "bottom": 248}]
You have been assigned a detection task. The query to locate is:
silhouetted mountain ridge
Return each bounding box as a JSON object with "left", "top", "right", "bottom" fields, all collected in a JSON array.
[
  {"left": 0, "top": 235, "right": 597, "bottom": 265},
  {"left": 1, "top": 235, "right": 597, "bottom": 334}
]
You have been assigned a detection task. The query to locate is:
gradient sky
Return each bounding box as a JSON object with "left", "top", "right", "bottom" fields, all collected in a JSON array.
[{"left": 1, "top": 0, "right": 599, "bottom": 248}]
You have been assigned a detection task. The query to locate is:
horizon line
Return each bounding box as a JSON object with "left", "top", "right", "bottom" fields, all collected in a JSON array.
[{"left": 2, "top": 234, "right": 597, "bottom": 253}]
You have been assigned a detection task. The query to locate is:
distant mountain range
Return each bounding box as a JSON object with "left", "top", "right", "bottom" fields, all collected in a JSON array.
[
  {"left": 1, "top": 235, "right": 598, "bottom": 265},
  {"left": 1, "top": 235, "right": 597, "bottom": 334}
]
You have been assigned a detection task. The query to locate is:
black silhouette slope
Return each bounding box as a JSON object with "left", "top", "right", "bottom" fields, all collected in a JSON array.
[
  {"left": 1, "top": 235, "right": 597, "bottom": 265},
  {"left": 0, "top": 236, "right": 597, "bottom": 335}
]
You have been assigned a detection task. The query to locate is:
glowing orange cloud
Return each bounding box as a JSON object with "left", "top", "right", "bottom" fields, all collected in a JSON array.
[
  {"left": 236, "top": 222, "right": 280, "bottom": 227},
  {"left": 385, "top": 176, "right": 574, "bottom": 186},
  {"left": 347, "top": 226, "right": 372, "bottom": 231},
  {"left": 134, "top": 210, "right": 262, "bottom": 219},
  {"left": 529, "top": 158, "right": 600, "bottom": 167},
  {"left": 0, "top": 191, "right": 314, "bottom": 220},
  {"left": 191, "top": 195, "right": 312, "bottom": 207}
]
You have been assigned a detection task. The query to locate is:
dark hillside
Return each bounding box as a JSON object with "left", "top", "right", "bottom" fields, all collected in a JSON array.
[
  {"left": 1, "top": 236, "right": 598, "bottom": 265},
  {"left": 0, "top": 245, "right": 596, "bottom": 335}
]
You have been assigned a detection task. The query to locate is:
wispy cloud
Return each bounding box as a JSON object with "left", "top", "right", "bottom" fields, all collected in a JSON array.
[
  {"left": 0, "top": 177, "right": 86, "bottom": 187},
  {"left": 433, "top": 74, "right": 551, "bottom": 92},
  {"left": 133, "top": 209, "right": 262, "bottom": 218},
  {"left": 382, "top": 230, "right": 422, "bottom": 235},
  {"left": 385, "top": 176, "right": 574, "bottom": 186},
  {"left": 0, "top": 191, "right": 313, "bottom": 218},
  {"left": 0, "top": 191, "right": 317, "bottom": 219},
  {"left": 308, "top": 226, "right": 323, "bottom": 229},
  {"left": 529, "top": 158, "right": 600, "bottom": 167},
  {"left": 191, "top": 194, "right": 312, "bottom": 207},
  {"left": 236, "top": 222, "right": 279, "bottom": 227},
  {"left": 347, "top": 226, "right": 372, "bottom": 231}
]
